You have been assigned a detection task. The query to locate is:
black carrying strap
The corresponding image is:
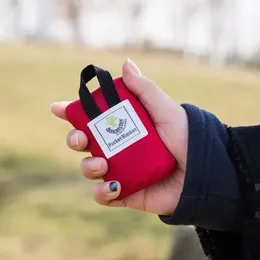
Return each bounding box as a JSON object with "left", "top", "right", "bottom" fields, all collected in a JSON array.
[{"left": 79, "top": 64, "right": 121, "bottom": 120}]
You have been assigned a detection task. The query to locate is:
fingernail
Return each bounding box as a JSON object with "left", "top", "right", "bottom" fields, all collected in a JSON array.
[
  {"left": 127, "top": 58, "right": 141, "bottom": 75},
  {"left": 109, "top": 182, "right": 118, "bottom": 192},
  {"left": 88, "top": 158, "right": 102, "bottom": 171},
  {"left": 70, "top": 133, "right": 79, "bottom": 147},
  {"left": 50, "top": 102, "right": 56, "bottom": 112}
]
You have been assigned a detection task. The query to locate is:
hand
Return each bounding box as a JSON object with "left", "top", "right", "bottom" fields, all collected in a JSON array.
[{"left": 51, "top": 59, "right": 188, "bottom": 216}]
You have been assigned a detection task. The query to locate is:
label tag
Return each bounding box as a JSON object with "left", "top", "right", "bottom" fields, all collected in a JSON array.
[{"left": 88, "top": 99, "right": 148, "bottom": 159}]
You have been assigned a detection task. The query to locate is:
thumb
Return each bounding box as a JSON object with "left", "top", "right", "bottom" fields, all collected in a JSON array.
[{"left": 122, "top": 59, "right": 181, "bottom": 124}]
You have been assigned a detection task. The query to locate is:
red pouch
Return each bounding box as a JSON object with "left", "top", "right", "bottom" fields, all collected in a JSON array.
[{"left": 66, "top": 65, "right": 177, "bottom": 200}]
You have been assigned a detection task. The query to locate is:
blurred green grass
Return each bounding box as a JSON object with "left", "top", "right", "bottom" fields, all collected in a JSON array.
[{"left": 0, "top": 43, "right": 260, "bottom": 259}]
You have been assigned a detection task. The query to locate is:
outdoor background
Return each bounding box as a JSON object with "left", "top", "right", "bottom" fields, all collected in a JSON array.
[{"left": 1, "top": 0, "right": 260, "bottom": 259}]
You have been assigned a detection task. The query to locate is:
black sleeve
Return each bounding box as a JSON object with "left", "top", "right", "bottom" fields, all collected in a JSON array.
[
  {"left": 159, "top": 104, "right": 243, "bottom": 232},
  {"left": 197, "top": 125, "right": 260, "bottom": 260}
]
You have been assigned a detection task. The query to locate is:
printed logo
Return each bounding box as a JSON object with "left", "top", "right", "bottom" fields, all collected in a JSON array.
[
  {"left": 88, "top": 100, "right": 148, "bottom": 159},
  {"left": 105, "top": 116, "right": 127, "bottom": 135}
]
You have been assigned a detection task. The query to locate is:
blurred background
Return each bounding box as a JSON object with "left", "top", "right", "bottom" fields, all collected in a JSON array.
[{"left": 0, "top": 0, "right": 260, "bottom": 259}]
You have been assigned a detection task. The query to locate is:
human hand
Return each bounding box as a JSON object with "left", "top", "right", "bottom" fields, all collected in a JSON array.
[{"left": 51, "top": 59, "right": 188, "bottom": 216}]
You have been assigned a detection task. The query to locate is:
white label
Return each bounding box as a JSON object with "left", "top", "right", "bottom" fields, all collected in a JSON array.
[{"left": 88, "top": 99, "right": 148, "bottom": 159}]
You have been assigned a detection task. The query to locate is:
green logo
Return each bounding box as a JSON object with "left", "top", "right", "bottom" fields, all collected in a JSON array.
[
  {"left": 106, "top": 115, "right": 127, "bottom": 135},
  {"left": 106, "top": 116, "right": 118, "bottom": 128}
]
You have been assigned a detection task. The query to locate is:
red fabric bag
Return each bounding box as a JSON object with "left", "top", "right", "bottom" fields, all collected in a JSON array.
[{"left": 66, "top": 65, "right": 177, "bottom": 200}]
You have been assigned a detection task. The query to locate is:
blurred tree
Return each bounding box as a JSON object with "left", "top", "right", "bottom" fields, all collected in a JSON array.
[
  {"left": 67, "top": 0, "right": 82, "bottom": 45},
  {"left": 10, "top": 0, "right": 22, "bottom": 41},
  {"left": 208, "top": 0, "right": 231, "bottom": 66},
  {"left": 131, "top": 2, "right": 142, "bottom": 19},
  {"left": 182, "top": 0, "right": 207, "bottom": 62},
  {"left": 125, "top": 1, "right": 143, "bottom": 48},
  {"left": 59, "top": 0, "right": 82, "bottom": 45}
]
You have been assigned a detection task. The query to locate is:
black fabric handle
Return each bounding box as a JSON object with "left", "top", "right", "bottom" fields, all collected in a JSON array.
[{"left": 79, "top": 64, "right": 121, "bottom": 120}]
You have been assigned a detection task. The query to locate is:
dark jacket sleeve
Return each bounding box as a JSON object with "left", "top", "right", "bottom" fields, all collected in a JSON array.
[
  {"left": 225, "top": 125, "right": 260, "bottom": 258},
  {"left": 159, "top": 104, "right": 260, "bottom": 259},
  {"left": 159, "top": 104, "right": 243, "bottom": 232},
  {"left": 195, "top": 125, "right": 260, "bottom": 260}
]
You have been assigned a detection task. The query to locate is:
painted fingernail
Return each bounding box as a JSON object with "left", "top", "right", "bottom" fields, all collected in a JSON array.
[
  {"left": 109, "top": 182, "right": 118, "bottom": 192},
  {"left": 70, "top": 133, "right": 79, "bottom": 147}
]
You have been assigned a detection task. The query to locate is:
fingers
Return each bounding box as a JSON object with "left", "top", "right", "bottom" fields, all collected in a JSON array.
[
  {"left": 122, "top": 59, "right": 181, "bottom": 124},
  {"left": 93, "top": 181, "right": 125, "bottom": 207},
  {"left": 50, "top": 101, "right": 72, "bottom": 121},
  {"left": 67, "top": 129, "right": 88, "bottom": 151},
  {"left": 81, "top": 157, "right": 108, "bottom": 180},
  {"left": 81, "top": 158, "right": 125, "bottom": 207}
]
